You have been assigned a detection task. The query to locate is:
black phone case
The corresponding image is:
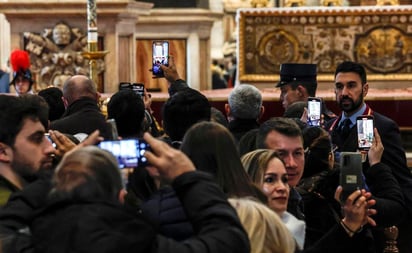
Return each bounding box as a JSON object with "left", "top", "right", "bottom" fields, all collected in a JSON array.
[{"left": 339, "top": 152, "right": 363, "bottom": 202}]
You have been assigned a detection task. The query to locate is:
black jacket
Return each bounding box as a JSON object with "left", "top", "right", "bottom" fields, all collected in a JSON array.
[
  {"left": 50, "top": 97, "right": 110, "bottom": 139},
  {"left": 0, "top": 171, "right": 250, "bottom": 253},
  {"left": 140, "top": 186, "right": 194, "bottom": 241},
  {"left": 228, "top": 118, "right": 260, "bottom": 143}
]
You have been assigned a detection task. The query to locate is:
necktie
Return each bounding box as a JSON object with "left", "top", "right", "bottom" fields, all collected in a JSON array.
[{"left": 339, "top": 118, "right": 352, "bottom": 140}]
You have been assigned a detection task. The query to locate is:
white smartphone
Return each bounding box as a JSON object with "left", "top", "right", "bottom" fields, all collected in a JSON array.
[
  {"left": 152, "top": 41, "right": 169, "bottom": 77},
  {"left": 307, "top": 97, "right": 322, "bottom": 127},
  {"left": 356, "top": 115, "right": 374, "bottom": 151}
]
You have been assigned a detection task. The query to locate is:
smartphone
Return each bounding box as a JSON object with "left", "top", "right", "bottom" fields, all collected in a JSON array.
[
  {"left": 118, "top": 82, "right": 144, "bottom": 98},
  {"left": 307, "top": 97, "right": 322, "bottom": 126},
  {"left": 356, "top": 115, "right": 374, "bottom": 151},
  {"left": 339, "top": 152, "right": 363, "bottom": 202},
  {"left": 106, "top": 118, "right": 119, "bottom": 140},
  {"left": 98, "top": 139, "right": 150, "bottom": 169},
  {"left": 44, "top": 133, "right": 57, "bottom": 148},
  {"left": 152, "top": 41, "right": 169, "bottom": 77},
  {"left": 132, "top": 83, "right": 145, "bottom": 98}
]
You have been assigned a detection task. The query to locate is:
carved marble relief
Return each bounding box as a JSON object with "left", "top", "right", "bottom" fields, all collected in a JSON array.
[
  {"left": 23, "top": 22, "right": 105, "bottom": 90},
  {"left": 238, "top": 6, "right": 412, "bottom": 82}
]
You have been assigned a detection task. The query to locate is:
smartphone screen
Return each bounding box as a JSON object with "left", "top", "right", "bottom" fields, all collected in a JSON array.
[
  {"left": 307, "top": 97, "right": 322, "bottom": 126},
  {"left": 339, "top": 152, "right": 363, "bottom": 202},
  {"left": 98, "top": 139, "right": 150, "bottom": 169},
  {"left": 356, "top": 115, "right": 374, "bottom": 151},
  {"left": 152, "top": 41, "right": 169, "bottom": 77}
]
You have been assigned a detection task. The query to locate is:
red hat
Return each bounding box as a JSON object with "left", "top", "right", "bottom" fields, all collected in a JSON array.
[{"left": 10, "top": 50, "right": 34, "bottom": 87}]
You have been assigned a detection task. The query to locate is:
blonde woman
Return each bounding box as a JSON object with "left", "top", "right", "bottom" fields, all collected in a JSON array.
[
  {"left": 241, "top": 149, "right": 306, "bottom": 249},
  {"left": 228, "top": 198, "right": 295, "bottom": 253}
]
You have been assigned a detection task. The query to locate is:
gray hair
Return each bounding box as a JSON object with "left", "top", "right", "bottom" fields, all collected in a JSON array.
[{"left": 228, "top": 84, "right": 262, "bottom": 120}]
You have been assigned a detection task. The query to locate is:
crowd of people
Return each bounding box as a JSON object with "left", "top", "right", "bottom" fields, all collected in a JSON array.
[{"left": 0, "top": 52, "right": 410, "bottom": 253}]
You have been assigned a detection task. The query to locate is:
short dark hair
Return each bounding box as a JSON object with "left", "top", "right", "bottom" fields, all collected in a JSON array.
[
  {"left": 256, "top": 117, "right": 302, "bottom": 149},
  {"left": 334, "top": 61, "right": 367, "bottom": 85},
  {"left": 162, "top": 88, "right": 211, "bottom": 142},
  {"left": 38, "top": 87, "right": 65, "bottom": 121},
  {"left": 0, "top": 94, "right": 49, "bottom": 146},
  {"left": 107, "top": 89, "right": 145, "bottom": 138}
]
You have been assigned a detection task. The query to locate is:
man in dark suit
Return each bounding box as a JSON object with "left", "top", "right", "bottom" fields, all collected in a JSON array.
[
  {"left": 325, "top": 61, "right": 412, "bottom": 252},
  {"left": 50, "top": 75, "right": 110, "bottom": 140}
]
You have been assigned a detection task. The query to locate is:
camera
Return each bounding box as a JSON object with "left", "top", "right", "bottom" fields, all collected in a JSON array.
[
  {"left": 152, "top": 41, "right": 169, "bottom": 77},
  {"left": 98, "top": 139, "right": 150, "bottom": 169},
  {"left": 119, "top": 82, "right": 145, "bottom": 98}
]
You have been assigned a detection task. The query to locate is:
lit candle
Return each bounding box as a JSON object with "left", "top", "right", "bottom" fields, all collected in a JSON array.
[{"left": 87, "top": 0, "right": 98, "bottom": 49}]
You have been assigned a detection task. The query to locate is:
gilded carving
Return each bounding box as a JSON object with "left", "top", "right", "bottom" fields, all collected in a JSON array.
[
  {"left": 237, "top": 6, "right": 412, "bottom": 82},
  {"left": 23, "top": 22, "right": 105, "bottom": 90}
]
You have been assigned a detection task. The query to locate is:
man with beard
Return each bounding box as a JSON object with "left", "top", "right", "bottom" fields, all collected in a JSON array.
[
  {"left": 0, "top": 95, "right": 55, "bottom": 206},
  {"left": 325, "top": 61, "right": 412, "bottom": 252}
]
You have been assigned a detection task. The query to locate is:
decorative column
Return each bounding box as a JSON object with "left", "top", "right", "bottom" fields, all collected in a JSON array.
[{"left": 82, "top": 0, "right": 108, "bottom": 89}]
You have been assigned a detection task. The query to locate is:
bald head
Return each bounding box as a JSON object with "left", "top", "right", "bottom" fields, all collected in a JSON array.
[{"left": 62, "top": 75, "right": 98, "bottom": 105}]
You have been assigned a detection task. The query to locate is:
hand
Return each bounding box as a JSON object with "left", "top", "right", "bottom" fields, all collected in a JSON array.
[
  {"left": 160, "top": 55, "right": 181, "bottom": 83},
  {"left": 367, "top": 128, "right": 384, "bottom": 166},
  {"left": 49, "top": 130, "right": 77, "bottom": 157},
  {"left": 50, "top": 130, "right": 103, "bottom": 157},
  {"left": 335, "top": 187, "right": 377, "bottom": 234},
  {"left": 143, "top": 132, "right": 195, "bottom": 182}
]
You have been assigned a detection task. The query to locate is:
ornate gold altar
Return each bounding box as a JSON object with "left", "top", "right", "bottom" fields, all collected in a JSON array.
[{"left": 237, "top": 6, "right": 412, "bottom": 83}]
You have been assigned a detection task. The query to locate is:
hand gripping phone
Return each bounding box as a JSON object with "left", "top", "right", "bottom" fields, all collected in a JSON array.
[
  {"left": 356, "top": 115, "right": 374, "bottom": 151},
  {"left": 152, "top": 41, "right": 169, "bottom": 77},
  {"left": 307, "top": 97, "right": 322, "bottom": 127},
  {"left": 339, "top": 152, "right": 364, "bottom": 203},
  {"left": 98, "top": 139, "right": 150, "bottom": 169}
]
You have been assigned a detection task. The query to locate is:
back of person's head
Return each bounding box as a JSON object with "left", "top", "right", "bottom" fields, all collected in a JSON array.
[
  {"left": 241, "top": 149, "right": 282, "bottom": 185},
  {"left": 38, "top": 87, "right": 65, "bottom": 121},
  {"left": 62, "top": 75, "right": 98, "bottom": 105},
  {"left": 210, "top": 107, "right": 228, "bottom": 128},
  {"left": 107, "top": 89, "right": 145, "bottom": 138},
  {"left": 0, "top": 94, "right": 49, "bottom": 146},
  {"left": 229, "top": 198, "right": 295, "bottom": 253},
  {"left": 302, "top": 126, "right": 333, "bottom": 177},
  {"left": 256, "top": 117, "right": 302, "bottom": 149},
  {"left": 334, "top": 61, "right": 367, "bottom": 84},
  {"left": 283, "top": 101, "right": 306, "bottom": 119},
  {"left": 52, "top": 146, "right": 123, "bottom": 201},
  {"left": 181, "top": 121, "right": 264, "bottom": 200},
  {"left": 228, "top": 84, "right": 262, "bottom": 120},
  {"left": 162, "top": 88, "right": 211, "bottom": 142}
]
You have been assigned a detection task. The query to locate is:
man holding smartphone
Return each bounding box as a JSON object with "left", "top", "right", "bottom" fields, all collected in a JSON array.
[{"left": 325, "top": 61, "right": 412, "bottom": 252}]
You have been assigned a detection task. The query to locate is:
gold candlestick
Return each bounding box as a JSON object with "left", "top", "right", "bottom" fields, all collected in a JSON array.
[{"left": 83, "top": 0, "right": 109, "bottom": 91}]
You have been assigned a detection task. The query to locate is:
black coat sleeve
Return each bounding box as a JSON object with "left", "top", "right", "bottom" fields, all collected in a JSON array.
[
  {"left": 152, "top": 171, "right": 250, "bottom": 253},
  {"left": 365, "top": 162, "right": 406, "bottom": 227},
  {"left": 168, "top": 79, "right": 189, "bottom": 96}
]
